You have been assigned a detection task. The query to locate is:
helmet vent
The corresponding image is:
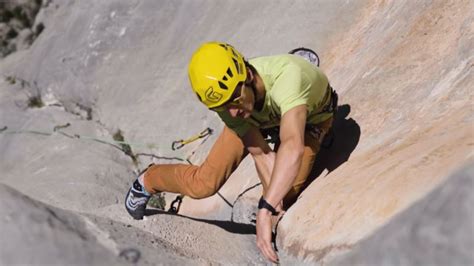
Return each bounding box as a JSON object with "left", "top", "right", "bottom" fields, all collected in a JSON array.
[
  {"left": 218, "top": 81, "right": 228, "bottom": 90},
  {"left": 223, "top": 76, "right": 228, "bottom": 81},
  {"left": 230, "top": 48, "right": 238, "bottom": 57},
  {"left": 232, "top": 58, "right": 240, "bottom": 74},
  {"left": 219, "top": 44, "right": 228, "bottom": 50},
  {"left": 226, "top": 67, "right": 233, "bottom": 78}
]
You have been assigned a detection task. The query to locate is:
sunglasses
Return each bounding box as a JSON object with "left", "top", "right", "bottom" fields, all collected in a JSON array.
[{"left": 211, "top": 82, "right": 247, "bottom": 112}]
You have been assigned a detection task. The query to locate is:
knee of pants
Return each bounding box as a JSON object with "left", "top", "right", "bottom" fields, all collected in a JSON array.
[{"left": 186, "top": 181, "right": 221, "bottom": 199}]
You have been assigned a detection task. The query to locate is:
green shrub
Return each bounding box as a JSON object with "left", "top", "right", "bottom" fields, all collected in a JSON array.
[
  {"left": 148, "top": 193, "right": 166, "bottom": 210},
  {"left": 27, "top": 94, "right": 44, "bottom": 108}
]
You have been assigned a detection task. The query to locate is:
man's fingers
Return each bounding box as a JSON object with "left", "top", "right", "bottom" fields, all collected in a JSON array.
[
  {"left": 258, "top": 240, "right": 279, "bottom": 263},
  {"left": 256, "top": 209, "right": 279, "bottom": 263},
  {"left": 265, "top": 245, "right": 279, "bottom": 263},
  {"left": 265, "top": 245, "right": 278, "bottom": 263}
]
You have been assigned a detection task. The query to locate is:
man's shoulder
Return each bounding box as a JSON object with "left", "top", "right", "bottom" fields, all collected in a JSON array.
[
  {"left": 249, "top": 54, "right": 302, "bottom": 65},
  {"left": 250, "top": 54, "right": 316, "bottom": 76}
]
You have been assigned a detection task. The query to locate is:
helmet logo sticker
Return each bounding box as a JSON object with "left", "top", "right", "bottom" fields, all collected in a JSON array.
[{"left": 205, "top": 87, "right": 223, "bottom": 103}]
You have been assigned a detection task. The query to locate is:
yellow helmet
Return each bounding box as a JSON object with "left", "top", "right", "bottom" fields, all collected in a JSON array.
[{"left": 188, "top": 42, "right": 247, "bottom": 108}]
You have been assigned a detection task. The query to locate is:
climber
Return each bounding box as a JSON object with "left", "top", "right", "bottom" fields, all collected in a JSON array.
[{"left": 125, "top": 42, "right": 337, "bottom": 263}]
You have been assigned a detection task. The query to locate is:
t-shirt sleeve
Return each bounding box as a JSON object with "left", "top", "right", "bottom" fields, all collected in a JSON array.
[
  {"left": 217, "top": 111, "right": 252, "bottom": 137},
  {"left": 270, "top": 64, "right": 312, "bottom": 116}
]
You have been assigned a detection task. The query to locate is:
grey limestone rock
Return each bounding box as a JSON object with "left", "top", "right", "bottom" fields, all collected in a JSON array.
[{"left": 329, "top": 164, "right": 474, "bottom": 266}]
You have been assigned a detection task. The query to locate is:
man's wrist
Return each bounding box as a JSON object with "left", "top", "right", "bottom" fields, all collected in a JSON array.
[
  {"left": 258, "top": 208, "right": 273, "bottom": 216},
  {"left": 258, "top": 196, "right": 278, "bottom": 216}
]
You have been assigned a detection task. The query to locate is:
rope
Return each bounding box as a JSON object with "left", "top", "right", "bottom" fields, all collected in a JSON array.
[
  {"left": 2, "top": 123, "right": 221, "bottom": 215},
  {"left": 0, "top": 124, "right": 157, "bottom": 149},
  {"left": 0, "top": 124, "right": 190, "bottom": 163}
]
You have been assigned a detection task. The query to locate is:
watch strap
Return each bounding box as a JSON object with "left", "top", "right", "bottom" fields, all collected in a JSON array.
[{"left": 258, "top": 196, "right": 277, "bottom": 216}]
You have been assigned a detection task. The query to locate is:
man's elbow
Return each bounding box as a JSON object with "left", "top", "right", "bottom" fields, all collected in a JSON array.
[
  {"left": 285, "top": 139, "right": 305, "bottom": 158},
  {"left": 294, "top": 144, "right": 305, "bottom": 158}
]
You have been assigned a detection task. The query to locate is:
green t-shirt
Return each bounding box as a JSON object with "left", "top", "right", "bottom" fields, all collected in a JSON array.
[{"left": 218, "top": 54, "right": 333, "bottom": 137}]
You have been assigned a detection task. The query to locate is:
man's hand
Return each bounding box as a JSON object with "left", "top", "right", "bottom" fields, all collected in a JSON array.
[
  {"left": 249, "top": 105, "right": 308, "bottom": 263},
  {"left": 256, "top": 208, "right": 279, "bottom": 263}
]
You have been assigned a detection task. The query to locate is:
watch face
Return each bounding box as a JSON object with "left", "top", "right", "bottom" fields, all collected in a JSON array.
[{"left": 289, "top": 47, "right": 320, "bottom": 67}]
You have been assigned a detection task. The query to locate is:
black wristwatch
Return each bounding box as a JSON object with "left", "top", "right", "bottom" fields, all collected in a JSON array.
[{"left": 258, "top": 196, "right": 278, "bottom": 216}]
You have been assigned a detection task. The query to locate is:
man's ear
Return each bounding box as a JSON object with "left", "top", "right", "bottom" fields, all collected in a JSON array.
[{"left": 246, "top": 67, "right": 254, "bottom": 84}]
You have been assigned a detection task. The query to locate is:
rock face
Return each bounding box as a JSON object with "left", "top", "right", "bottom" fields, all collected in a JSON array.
[
  {"left": 328, "top": 164, "right": 474, "bottom": 266},
  {"left": 277, "top": 0, "right": 473, "bottom": 263},
  {"left": 0, "top": 184, "right": 123, "bottom": 265},
  {"left": 0, "top": 0, "right": 472, "bottom": 264},
  {"left": 0, "top": 182, "right": 261, "bottom": 265}
]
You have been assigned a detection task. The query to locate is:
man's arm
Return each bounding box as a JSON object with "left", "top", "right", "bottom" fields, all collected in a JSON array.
[
  {"left": 262, "top": 104, "right": 307, "bottom": 206},
  {"left": 241, "top": 126, "right": 276, "bottom": 194},
  {"left": 255, "top": 104, "right": 307, "bottom": 263}
]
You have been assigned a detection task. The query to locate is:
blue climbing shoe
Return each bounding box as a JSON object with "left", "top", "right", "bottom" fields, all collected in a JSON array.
[{"left": 125, "top": 173, "right": 150, "bottom": 220}]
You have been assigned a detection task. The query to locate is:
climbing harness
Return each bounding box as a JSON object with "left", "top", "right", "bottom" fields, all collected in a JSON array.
[
  {"left": 320, "top": 86, "right": 338, "bottom": 115},
  {"left": 171, "top": 127, "right": 213, "bottom": 150},
  {"left": 260, "top": 127, "right": 280, "bottom": 145},
  {"left": 260, "top": 85, "right": 338, "bottom": 149},
  {"left": 288, "top": 47, "right": 320, "bottom": 67}
]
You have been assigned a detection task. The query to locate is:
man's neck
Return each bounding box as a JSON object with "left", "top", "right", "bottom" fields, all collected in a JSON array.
[{"left": 253, "top": 71, "right": 266, "bottom": 111}]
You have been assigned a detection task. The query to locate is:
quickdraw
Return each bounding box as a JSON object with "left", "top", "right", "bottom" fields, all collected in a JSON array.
[
  {"left": 168, "top": 195, "right": 183, "bottom": 213},
  {"left": 288, "top": 47, "right": 320, "bottom": 67},
  {"left": 167, "top": 128, "right": 215, "bottom": 213},
  {"left": 171, "top": 127, "right": 213, "bottom": 150}
]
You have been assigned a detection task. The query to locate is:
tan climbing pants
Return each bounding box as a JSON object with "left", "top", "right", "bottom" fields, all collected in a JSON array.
[{"left": 143, "top": 117, "right": 333, "bottom": 208}]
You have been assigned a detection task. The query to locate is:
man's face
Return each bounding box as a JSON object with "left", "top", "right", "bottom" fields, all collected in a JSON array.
[
  {"left": 211, "top": 68, "right": 256, "bottom": 118},
  {"left": 226, "top": 82, "right": 255, "bottom": 119}
]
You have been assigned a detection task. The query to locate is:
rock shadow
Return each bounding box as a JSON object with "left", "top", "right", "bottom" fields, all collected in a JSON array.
[
  {"left": 302, "top": 104, "right": 361, "bottom": 191},
  {"left": 144, "top": 209, "right": 256, "bottom": 235},
  {"left": 275, "top": 104, "right": 361, "bottom": 251}
]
